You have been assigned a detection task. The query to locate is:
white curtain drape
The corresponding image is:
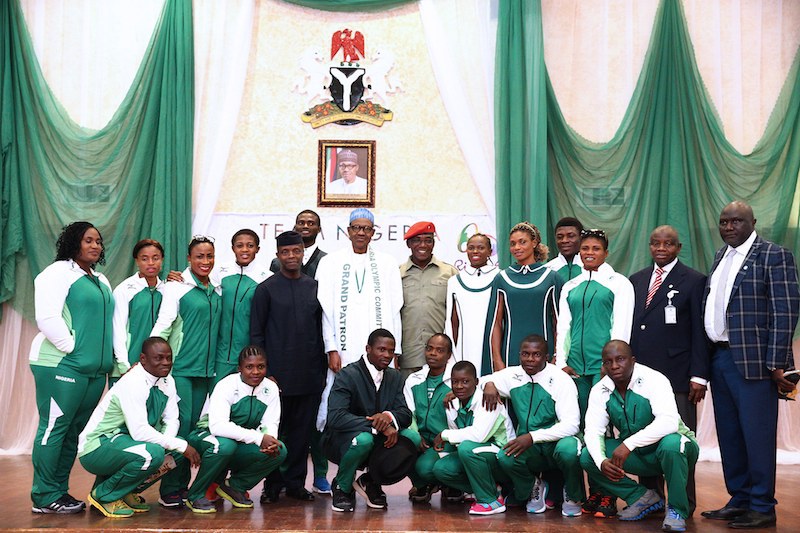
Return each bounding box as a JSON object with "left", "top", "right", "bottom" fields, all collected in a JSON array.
[{"left": 418, "top": 0, "right": 498, "bottom": 224}]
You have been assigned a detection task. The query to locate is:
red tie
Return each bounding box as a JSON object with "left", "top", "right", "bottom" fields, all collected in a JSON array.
[{"left": 645, "top": 267, "right": 664, "bottom": 308}]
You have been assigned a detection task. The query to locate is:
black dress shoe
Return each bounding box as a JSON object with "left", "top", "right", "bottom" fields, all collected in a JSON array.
[
  {"left": 701, "top": 506, "right": 749, "bottom": 520},
  {"left": 728, "top": 510, "right": 776, "bottom": 529},
  {"left": 286, "top": 487, "right": 315, "bottom": 501},
  {"left": 260, "top": 483, "right": 282, "bottom": 504}
]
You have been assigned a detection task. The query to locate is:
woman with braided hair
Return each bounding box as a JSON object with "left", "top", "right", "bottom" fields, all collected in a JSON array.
[{"left": 483, "top": 222, "right": 562, "bottom": 374}]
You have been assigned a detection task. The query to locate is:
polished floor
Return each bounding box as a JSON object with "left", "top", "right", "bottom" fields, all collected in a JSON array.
[{"left": 3, "top": 456, "right": 799, "bottom": 532}]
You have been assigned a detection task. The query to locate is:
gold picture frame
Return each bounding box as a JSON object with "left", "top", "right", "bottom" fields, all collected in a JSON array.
[{"left": 317, "top": 140, "right": 376, "bottom": 207}]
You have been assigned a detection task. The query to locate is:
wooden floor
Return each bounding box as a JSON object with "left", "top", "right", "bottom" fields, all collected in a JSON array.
[{"left": 2, "top": 456, "right": 799, "bottom": 532}]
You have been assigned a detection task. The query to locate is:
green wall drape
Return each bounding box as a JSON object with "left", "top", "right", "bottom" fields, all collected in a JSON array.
[
  {"left": 496, "top": 0, "right": 800, "bottom": 273},
  {"left": 0, "top": 0, "right": 194, "bottom": 320}
]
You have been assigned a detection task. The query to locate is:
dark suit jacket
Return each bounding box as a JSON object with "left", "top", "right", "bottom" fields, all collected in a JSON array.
[
  {"left": 703, "top": 236, "right": 800, "bottom": 380},
  {"left": 629, "top": 261, "right": 710, "bottom": 392},
  {"left": 322, "top": 358, "right": 412, "bottom": 463},
  {"left": 270, "top": 247, "right": 326, "bottom": 279}
]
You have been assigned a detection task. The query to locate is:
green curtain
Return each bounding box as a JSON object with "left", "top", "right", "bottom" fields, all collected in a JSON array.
[
  {"left": 493, "top": 0, "right": 548, "bottom": 268},
  {"left": 496, "top": 0, "right": 800, "bottom": 274},
  {"left": 282, "top": 0, "right": 414, "bottom": 12},
  {"left": 0, "top": 0, "right": 194, "bottom": 320}
]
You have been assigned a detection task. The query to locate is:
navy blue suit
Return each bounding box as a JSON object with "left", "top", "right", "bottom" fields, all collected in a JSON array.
[{"left": 704, "top": 235, "right": 799, "bottom": 514}]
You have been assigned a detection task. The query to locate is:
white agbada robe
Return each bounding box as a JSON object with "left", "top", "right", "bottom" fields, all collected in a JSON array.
[
  {"left": 444, "top": 264, "right": 499, "bottom": 375},
  {"left": 314, "top": 244, "right": 403, "bottom": 430}
]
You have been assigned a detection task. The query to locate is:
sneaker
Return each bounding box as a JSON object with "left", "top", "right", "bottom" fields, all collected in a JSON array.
[
  {"left": 353, "top": 473, "right": 387, "bottom": 509},
  {"left": 216, "top": 482, "right": 254, "bottom": 508},
  {"left": 331, "top": 483, "right": 355, "bottom": 512},
  {"left": 122, "top": 493, "right": 150, "bottom": 512},
  {"left": 582, "top": 492, "right": 601, "bottom": 514},
  {"left": 469, "top": 498, "right": 506, "bottom": 516},
  {"left": 662, "top": 505, "right": 687, "bottom": 531},
  {"left": 594, "top": 495, "right": 619, "bottom": 518},
  {"left": 313, "top": 476, "right": 332, "bottom": 495},
  {"left": 409, "top": 484, "right": 438, "bottom": 504},
  {"left": 31, "top": 494, "right": 85, "bottom": 514},
  {"left": 205, "top": 482, "right": 220, "bottom": 502},
  {"left": 87, "top": 491, "right": 134, "bottom": 518},
  {"left": 525, "top": 477, "right": 549, "bottom": 514},
  {"left": 186, "top": 497, "right": 217, "bottom": 514},
  {"left": 158, "top": 491, "right": 185, "bottom": 508},
  {"left": 561, "top": 488, "right": 582, "bottom": 517},
  {"left": 618, "top": 489, "right": 664, "bottom": 521},
  {"left": 441, "top": 486, "right": 465, "bottom": 504}
]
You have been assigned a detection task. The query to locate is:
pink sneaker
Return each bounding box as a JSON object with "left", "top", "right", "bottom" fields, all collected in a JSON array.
[{"left": 469, "top": 498, "right": 506, "bottom": 516}]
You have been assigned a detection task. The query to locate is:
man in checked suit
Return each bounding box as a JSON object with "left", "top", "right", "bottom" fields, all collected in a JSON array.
[
  {"left": 701, "top": 201, "right": 799, "bottom": 529},
  {"left": 629, "top": 225, "right": 709, "bottom": 515}
]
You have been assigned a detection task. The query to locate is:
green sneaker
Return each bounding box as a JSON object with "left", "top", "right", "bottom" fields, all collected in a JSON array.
[
  {"left": 122, "top": 493, "right": 150, "bottom": 512},
  {"left": 87, "top": 491, "right": 134, "bottom": 518}
]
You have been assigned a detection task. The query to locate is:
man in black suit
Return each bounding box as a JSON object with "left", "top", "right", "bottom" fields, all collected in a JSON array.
[
  {"left": 270, "top": 210, "right": 327, "bottom": 278},
  {"left": 629, "top": 225, "right": 710, "bottom": 515},
  {"left": 700, "top": 201, "right": 799, "bottom": 529}
]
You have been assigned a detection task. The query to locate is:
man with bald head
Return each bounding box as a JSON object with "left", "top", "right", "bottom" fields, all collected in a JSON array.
[
  {"left": 701, "top": 201, "right": 799, "bottom": 529},
  {"left": 629, "top": 225, "right": 709, "bottom": 514}
]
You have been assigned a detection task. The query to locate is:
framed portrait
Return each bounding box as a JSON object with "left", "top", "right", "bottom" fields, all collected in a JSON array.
[{"left": 317, "top": 140, "right": 376, "bottom": 207}]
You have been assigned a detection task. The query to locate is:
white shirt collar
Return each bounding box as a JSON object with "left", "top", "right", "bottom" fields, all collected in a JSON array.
[
  {"left": 362, "top": 354, "right": 384, "bottom": 390},
  {"left": 727, "top": 230, "right": 757, "bottom": 258},
  {"left": 654, "top": 257, "right": 678, "bottom": 275},
  {"left": 463, "top": 263, "right": 498, "bottom": 277}
]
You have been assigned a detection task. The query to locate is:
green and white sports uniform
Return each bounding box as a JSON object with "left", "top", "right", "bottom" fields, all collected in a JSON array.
[
  {"left": 187, "top": 373, "right": 286, "bottom": 501},
  {"left": 433, "top": 387, "right": 515, "bottom": 505},
  {"left": 487, "top": 363, "right": 584, "bottom": 502},
  {"left": 556, "top": 263, "right": 634, "bottom": 419},
  {"left": 580, "top": 363, "right": 698, "bottom": 519},
  {"left": 29, "top": 260, "right": 114, "bottom": 508},
  {"left": 150, "top": 268, "right": 222, "bottom": 493},
  {"left": 544, "top": 253, "right": 585, "bottom": 283},
  {"left": 403, "top": 360, "right": 455, "bottom": 487},
  {"left": 111, "top": 273, "right": 165, "bottom": 378},
  {"left": 78, "top": 364, "right": 187, "bottom": 503},
  {"left": 212, "top": 262, "right": 270, "bottom": 386}
]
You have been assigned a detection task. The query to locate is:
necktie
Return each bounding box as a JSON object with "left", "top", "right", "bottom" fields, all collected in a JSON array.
[
  {"left": 714, "top": 250, "right": 736, "bottom": 336},
  {"left": 645, "top": 267, "right": 664, "bottom": 308}
]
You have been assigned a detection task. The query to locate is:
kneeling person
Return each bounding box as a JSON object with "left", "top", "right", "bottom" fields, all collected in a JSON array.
[
  {"left": 78, "top": 337, "right": 201, "bottom": 518},
  {"left": 403, "top": 333, "right": 456, "bottom": 503},
  {"left": 185, "top": 345, "right": 286, "bottom": 513},
  {"left": 432, "top": 361, "right": 515, "bottom": 516},
  {"left": 484, "top": 334, "right": 584, "bottom": 516},
  {"left": 324, "top": 329, "right": 415, "bottom": 512},
  {"left": 580, "top": 340, "right": 698, "bottom": 531}
]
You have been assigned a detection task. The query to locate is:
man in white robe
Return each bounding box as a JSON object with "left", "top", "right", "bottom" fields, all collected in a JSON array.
[{"left": 315, "top": 208, "right": 403, "bottom": 430}]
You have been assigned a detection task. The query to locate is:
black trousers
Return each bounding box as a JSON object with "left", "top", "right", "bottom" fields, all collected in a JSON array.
[{"left": 267, "top": 392, "right": 321, "bottom": 490}]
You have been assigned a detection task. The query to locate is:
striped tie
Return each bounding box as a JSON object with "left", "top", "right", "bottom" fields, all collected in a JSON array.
[{"left": 645, "top": 267, "right": 664, "bottom": 308}]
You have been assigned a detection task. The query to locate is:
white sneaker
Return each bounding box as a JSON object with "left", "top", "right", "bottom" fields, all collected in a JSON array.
[
  {"left": 561, "top": 487, "right": 582, "bottom": 517},
  {"left": 525, "top": 477, "right": 548, "bottom": 514}
]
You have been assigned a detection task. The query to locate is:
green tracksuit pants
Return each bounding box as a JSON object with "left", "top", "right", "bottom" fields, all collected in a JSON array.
[
  {"left": 186, "top": 429, "right": 287, "bottom": 501},
  {"left": 432, "top": 440, "right": 510, "bottom": 504},
  {"left": 497, "top": 436, "right": 585, "bottom": 502},
  {"left": 334, "top": 429, "right": 417, "bottom": 492},
  {"left": 403, "top": 429, "right": 456, "bottom": 488},
  {"left": 79, "top": 434, "right": 168, "bottom": 502},
  {"left": 580, "top": 433, "right": 698, "bottom": 519},
  {"left": 160, "top": 376, "right": 212, "bottom": 496},
  {"left": 30, "top": 366, "right": 106, "bottom": 507}
]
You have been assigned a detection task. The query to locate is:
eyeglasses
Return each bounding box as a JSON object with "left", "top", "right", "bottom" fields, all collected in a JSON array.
[
  {"left": 338, "top": 163, "right": 358, "bottom": 170},
  {"left": 581, "top": 229, "right": 606, "bottom": 239},
  {"left": 191, "top": 235, "right": 215, "bottom": 244},
  {"left": 349, "top": 225, "right": 374, "bottom": 234}
]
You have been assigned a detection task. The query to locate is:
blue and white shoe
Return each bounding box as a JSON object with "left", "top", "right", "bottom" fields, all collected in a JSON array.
[
  {"left": 312, "top": 477, "right": 332, "bottom": 495},
  {"left": 662, "top": 505, "right": 687, "bottom": 531},
  {"left": 525, "top": 477, "right": 549, "bottom": 514},
  {"left": 618, "top": 489, "right": 664, "bottom": 521}
]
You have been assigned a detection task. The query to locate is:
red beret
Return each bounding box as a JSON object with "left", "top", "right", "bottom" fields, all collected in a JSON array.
[{"left": 404, "top": 221, "right": 436, "bottom": 240}]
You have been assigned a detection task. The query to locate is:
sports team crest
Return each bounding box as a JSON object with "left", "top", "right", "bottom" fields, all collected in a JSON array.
[{"left": 296, "top": 29, "right": 398, "bottom": 128}]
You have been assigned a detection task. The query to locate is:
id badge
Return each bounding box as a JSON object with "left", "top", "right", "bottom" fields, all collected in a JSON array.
[{"left": 664, "top": 304, "right": 677, "bottom": 324}]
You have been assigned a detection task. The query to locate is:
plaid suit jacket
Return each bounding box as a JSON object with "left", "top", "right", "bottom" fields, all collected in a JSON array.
[{"left": 704, "top": 236, "right": 800, "bottom": 379}]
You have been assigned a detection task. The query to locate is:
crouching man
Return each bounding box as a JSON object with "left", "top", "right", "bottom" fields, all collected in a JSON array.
[
  {"left": 78, "top": 337, "right": 200, "bottom": 518},
  {"left": 580, "top": 340, "right": 698, "bottom": 531}
]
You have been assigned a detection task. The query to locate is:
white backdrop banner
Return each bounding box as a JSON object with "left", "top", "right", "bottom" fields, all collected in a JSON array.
[{"left": 207, "top": 213, "right": 499, "bottom": 272}]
